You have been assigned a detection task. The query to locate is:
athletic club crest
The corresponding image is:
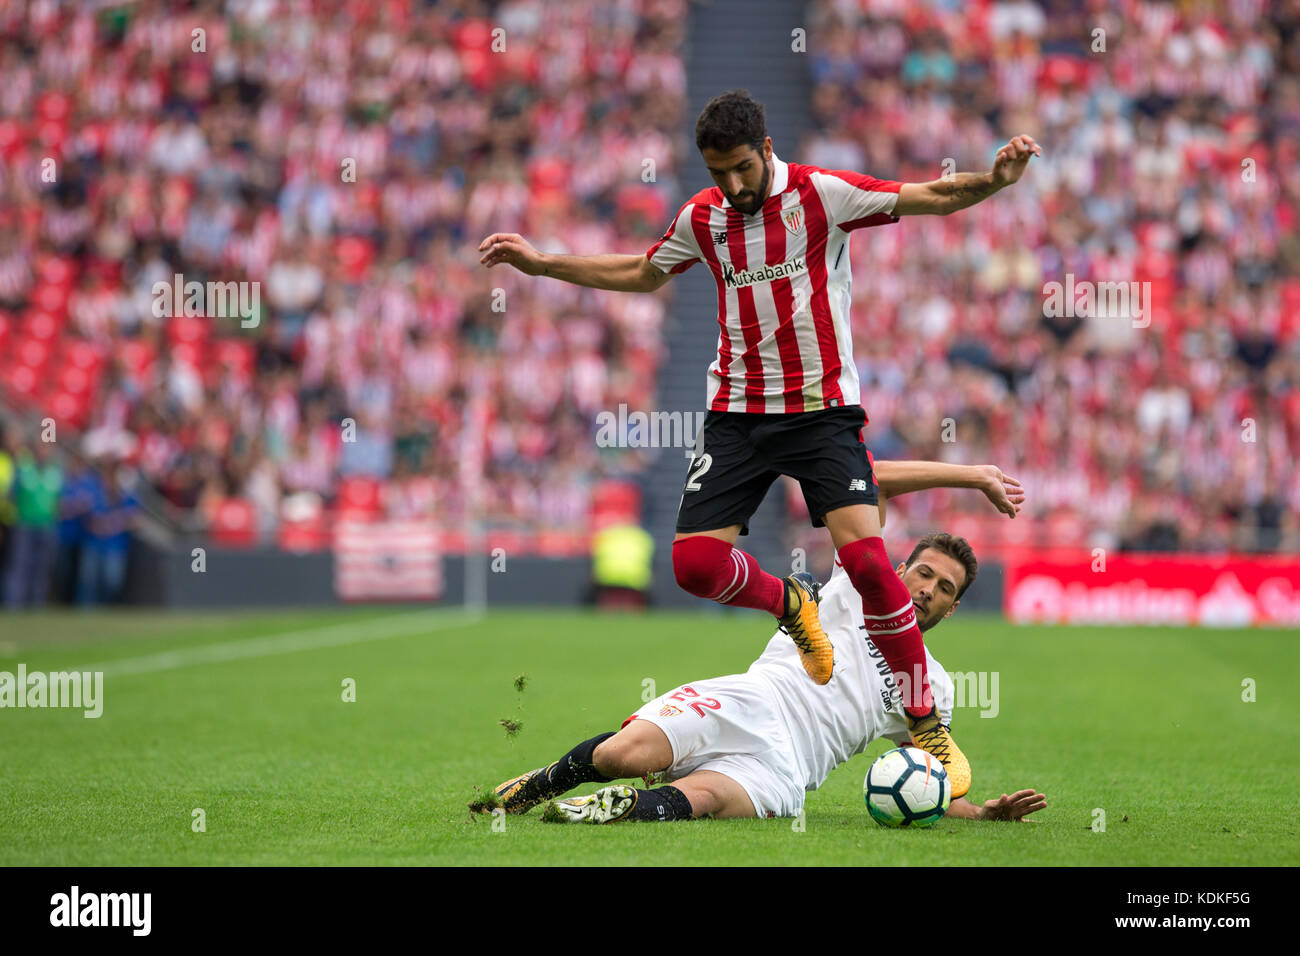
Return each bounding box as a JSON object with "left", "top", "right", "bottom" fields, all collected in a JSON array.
[{"left": 782, "top": 204, "right": 804, "bottom": 235}]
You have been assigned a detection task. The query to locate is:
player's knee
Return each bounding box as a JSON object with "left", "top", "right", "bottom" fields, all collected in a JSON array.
[
  {"left": 672, "top": 537, "right": 729, "bottom": 598},
  {"left": 673, "top": 560, "right": 716, "bottom": 599},
  {"left": 839, "top": 537, "right": 898, "bottom": 593},
  {"left": 679, "top": 785, "right": 715, "bottom": 817},
  {"left": 592, "top": 735, "right": 639, "bottom": 778},
  {"left": 595, "top": 727, "right": 669, "bottom": 778},
  {"left": 673, "top": 779, "right": 731, "bottom": 818}
]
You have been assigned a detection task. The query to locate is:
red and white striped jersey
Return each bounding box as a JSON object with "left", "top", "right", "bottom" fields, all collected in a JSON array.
[{"left": 645, "top": 154, "right": 901, "bottom": 413}]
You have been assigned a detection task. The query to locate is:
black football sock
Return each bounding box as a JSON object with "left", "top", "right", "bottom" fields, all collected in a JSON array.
[
  {"left": 625, "top": 785, "right": 694, "bottom": 822},
  {"left": 545, "top": 731, "right": 617, "bottom": 793}
]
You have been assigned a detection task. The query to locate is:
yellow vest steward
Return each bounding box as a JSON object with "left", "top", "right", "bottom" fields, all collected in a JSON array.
[{"left": 591, "top": 525, "right": 654, "bottom": 591}]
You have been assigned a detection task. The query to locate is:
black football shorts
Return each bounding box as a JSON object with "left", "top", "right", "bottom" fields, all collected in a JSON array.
[{"left": 675, "top": 404, "right": 879, "bottom": 536}]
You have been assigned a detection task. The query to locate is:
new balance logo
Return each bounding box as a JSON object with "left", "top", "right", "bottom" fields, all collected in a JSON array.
[
  {"left": 848, "top": 479, "right": 868, "bottom": 492},
  {"left": 713, "top": 231, "right": 727, "bottom": 246}
]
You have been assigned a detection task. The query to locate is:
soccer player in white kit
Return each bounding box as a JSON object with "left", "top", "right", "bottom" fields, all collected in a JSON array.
[{"left": 480, "top": 461, "right": 1047, "bottom": 824}]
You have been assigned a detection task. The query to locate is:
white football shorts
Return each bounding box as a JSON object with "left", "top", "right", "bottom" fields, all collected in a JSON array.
[{"left": 626, "top": 673, "right": 805, "bottom": 819}]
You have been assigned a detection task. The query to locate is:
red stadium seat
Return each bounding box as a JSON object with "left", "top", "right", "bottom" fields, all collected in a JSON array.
[
  {"left": 31, "top": 282, "right": 69, "bottom": 316},
  {"left": 167, "top": 314, "right": 209, "bottom": 344},
  {"left": 0, "top": 119, "right": 22, "bottom": 161},
  {"left": 115, "top": 339, "right": 157, "bottom": 379},
  {"left": 15, "top": 337, "right": 52, "bottom": 371},
  {"left": 335, "top": 476, "right": 383, "bottom": 520},
  {"left": 590, "top": 480, "right": 642, "bottom": 527},
  {"left": 211, "top": 338, "right": 255, "bottom": 378},
  {"left": 35, "top": 255, "right": 75, "bottom": 289},
  {"left": 57, "top": 363, "right": 94, "bottom": 395},
  {"left": 170, "top": 340, "right": 206, "bottom": 369},
  {"left": 1280, "top": 279, "right": 1300, "bottom": 342},
  {"left": 335, "top": 235, "right": 375, "bottom": 282},
  {"left": 210, "top": 498, "right": 258, "bottom": 548},
  {"left": 278, "top": 513, "right": 329, "bottom": 553},
  {"left": 46, "top": 388, "right": 91, "bottom": 429},
  {"left": 22, "top": 309, "right": 62, "bottom": 341},
  {"left": 61, "top": 339, "right": 104, "bottom": 371},
  {"left": 1, "top": 363, "right": 40, "bottom": 399}
]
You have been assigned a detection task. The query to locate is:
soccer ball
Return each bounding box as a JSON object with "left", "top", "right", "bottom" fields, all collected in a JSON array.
[{"left": 863, "top": 746, "right": 950, "bottom": 828}]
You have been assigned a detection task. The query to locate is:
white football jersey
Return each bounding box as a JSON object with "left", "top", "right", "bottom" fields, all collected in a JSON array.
[{"left": 745, "top": 561, "right": 955, "bottom": 793}]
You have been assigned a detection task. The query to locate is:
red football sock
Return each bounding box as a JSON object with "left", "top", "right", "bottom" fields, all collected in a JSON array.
[
  {"left": 838, "top": 536, "right": 933, "bottom": 717},
  {"left": 672, "top": 536, "right": 786, "bottom": 617}
]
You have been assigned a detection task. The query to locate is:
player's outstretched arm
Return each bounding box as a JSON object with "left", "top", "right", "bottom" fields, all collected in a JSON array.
[
  {"left": 478, "top": 233, "right": 670, "bottom": 292},
  {"left": 946, "top": 789, "right": 1047, "bottom": 822},
  {"left": 894, "top": 135, "right": 1041, "bottom": 216},
  {"left": 875, "top": 461, "right": 1024, "bottom": 519}
]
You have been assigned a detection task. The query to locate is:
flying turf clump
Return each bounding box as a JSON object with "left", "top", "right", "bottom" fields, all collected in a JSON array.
[
  {"left": 467, "top": 787, "right": 502, "bottom": 815},
  {"left": 499, "top": 675, "right": 527, "bottom": 738}
]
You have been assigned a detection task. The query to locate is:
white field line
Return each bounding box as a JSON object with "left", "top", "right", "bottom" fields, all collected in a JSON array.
[{"left": 74, "top": 609, "right": 484, "bottom": 678}]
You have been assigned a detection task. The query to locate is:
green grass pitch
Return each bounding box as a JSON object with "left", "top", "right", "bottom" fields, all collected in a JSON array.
[{"left": 1, "top": 605, "right": 1297, "bottom": 866}]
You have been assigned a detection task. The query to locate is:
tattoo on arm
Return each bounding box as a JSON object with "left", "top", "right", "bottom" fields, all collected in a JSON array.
[{"left": 934, "top": 172, "right": 1001, "bottom": 211}]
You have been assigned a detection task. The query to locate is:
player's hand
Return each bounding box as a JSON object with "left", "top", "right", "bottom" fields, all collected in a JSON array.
[
  {"left": 976, "top": 465, "right": 1024, "bottom": 519},
  {"left": 978, "top": 789, "right": 1047, "bottom": 821},
  {"left": 478, "top": 233, "right": 547, "bottom": 276},
  {"left": 991, "top": 135, "right": 1041, "bottom": 187}
]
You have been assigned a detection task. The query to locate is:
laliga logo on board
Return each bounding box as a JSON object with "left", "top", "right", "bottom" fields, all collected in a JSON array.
[
  {"left": 1195, "top": 573, "right": 1255, "bottom": 628},
  {"left": 1257, "top": 577, "right": 1300, "bottom": 624},
  {"left": 1006, "top": 569, "right": 1271, "bottom": 627}
]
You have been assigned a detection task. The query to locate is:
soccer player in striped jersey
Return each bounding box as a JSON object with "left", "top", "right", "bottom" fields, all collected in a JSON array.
[
  {"left": 478, "top": 90, "right": 1041, "bottom": 795},
  {"left": 476, "top": 461, "right": 1043, "bottom": 823}
]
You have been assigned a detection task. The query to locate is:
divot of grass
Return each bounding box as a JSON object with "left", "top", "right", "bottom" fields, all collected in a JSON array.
[{"left": 467, "top": 787, "right": 502, "bottom": 815}]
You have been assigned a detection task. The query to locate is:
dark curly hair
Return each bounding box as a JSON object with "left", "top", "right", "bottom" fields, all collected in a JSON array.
[
  {"left": 695, "top": 89, "right": 767, "bottom": 155},
  {"left": 905, "top": 532, "right": 979, "bottom": 600}
]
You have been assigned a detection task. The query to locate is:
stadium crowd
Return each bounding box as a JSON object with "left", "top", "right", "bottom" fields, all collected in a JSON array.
[
  {"left": 0, "top": 0, "right": 684, "bottom": 582},
  {"left": 1, "top": 0, "right": 1297, "bottom": 609},
  {"left": 793, "top": 0, "right": 1300, "bottom": 559}
]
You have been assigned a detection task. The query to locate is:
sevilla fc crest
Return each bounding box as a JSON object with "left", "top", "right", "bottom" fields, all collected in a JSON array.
[
  {"left": 659, "top": 704, "right": 683, "bottom": 718},
  {"left": 782, "top": 205, "right": 804, "bottom": 235}
]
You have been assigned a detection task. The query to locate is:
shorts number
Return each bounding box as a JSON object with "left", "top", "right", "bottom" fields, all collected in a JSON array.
[
  {"left": 688, "top": 698, "right": 721, "bottom": 718},
  {"left": 668, "top": 685, "right": 721, "bottom": 718},
  {"left": 684, "top": 453, "right": 713, "bottom": 492}
]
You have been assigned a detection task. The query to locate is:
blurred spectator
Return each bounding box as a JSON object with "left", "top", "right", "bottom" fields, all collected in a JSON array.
[
  {"left": 590, "top": 520, "right": 655, "bottom": 610},
  {"left": 56, "top": 458, "right": 98, "bottom": 603},
  {"left": 3, "top": 442, "right": 63, "bottom": 609},
  {"left": 0, "top": 424, "right": 14, "bottom": 571},
  {"left": 77, "top": 461, "right": 139, "bottom": 607}
]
